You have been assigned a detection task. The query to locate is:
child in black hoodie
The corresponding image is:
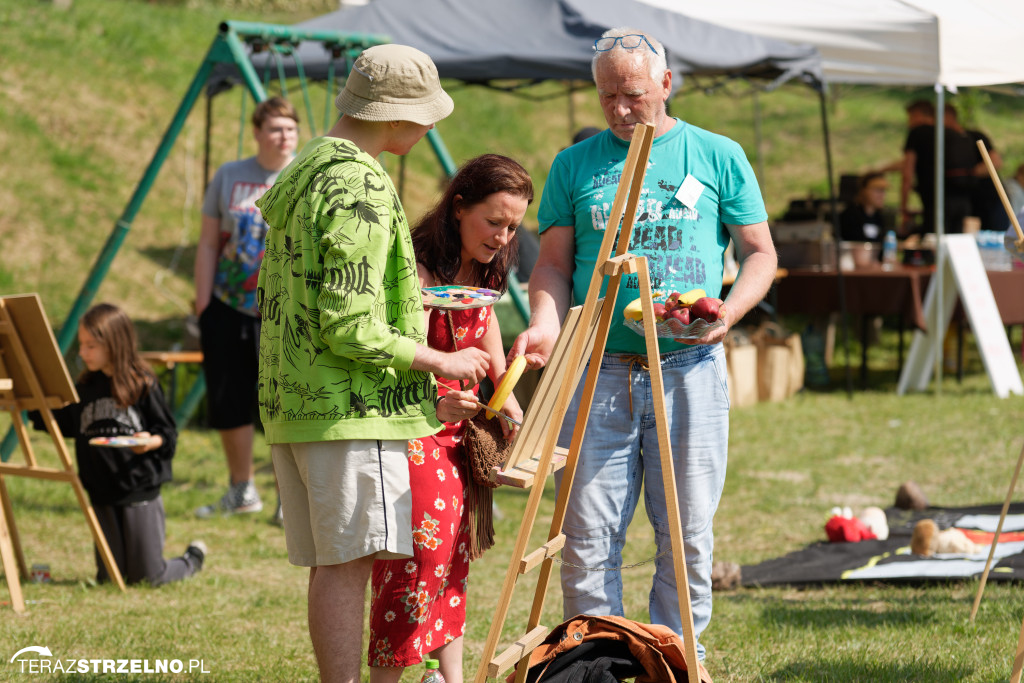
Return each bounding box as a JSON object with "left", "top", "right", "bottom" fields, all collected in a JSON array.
[{"left": 31, "top": 303, "right": 206, "bottom": 585}]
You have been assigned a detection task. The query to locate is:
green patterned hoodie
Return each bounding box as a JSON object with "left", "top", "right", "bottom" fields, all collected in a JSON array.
[{"left": 255, "top": 137, "right": 441, "bottom": 443}]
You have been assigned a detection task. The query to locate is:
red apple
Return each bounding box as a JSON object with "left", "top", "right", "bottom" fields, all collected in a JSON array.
[
  {"left": 652, "top": 303, "right": 668, "bottom": 321},
  {"left": 690, "top": 297, "right": 720, "bottom": 323},
  {"left": 663, "top": 292, "right": 682, "bottom": 310},
  {"left": 669, "top": 307, "right": 691, "bottom": 325}
]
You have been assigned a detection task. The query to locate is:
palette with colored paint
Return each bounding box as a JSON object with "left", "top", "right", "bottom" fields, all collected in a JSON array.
[
  {"left": 421, "top": 285, "right": 502, "bottom": 310},
  {"left": 88, "top": 436, "right": 156, "bottom": 448}
]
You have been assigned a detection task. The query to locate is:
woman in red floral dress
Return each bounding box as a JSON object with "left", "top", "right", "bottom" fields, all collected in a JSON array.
[{"left": 369, "top": 155, "right": 533, "bottom": 683}]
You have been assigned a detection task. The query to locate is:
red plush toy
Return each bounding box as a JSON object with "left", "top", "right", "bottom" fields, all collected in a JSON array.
[{"left": 825, "top": 514, "right": 877, "bottom": 543}]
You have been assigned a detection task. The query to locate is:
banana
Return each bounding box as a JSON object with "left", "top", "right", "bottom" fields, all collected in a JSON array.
[
  {"left": 623, "top": 297, "right": 645, "bottom": 321},
  {"left": 679, "top": 288, "right": 706, "bottom": 307},
  {"left": 487, "top": 355, "right": 527, "bottom": 419}
]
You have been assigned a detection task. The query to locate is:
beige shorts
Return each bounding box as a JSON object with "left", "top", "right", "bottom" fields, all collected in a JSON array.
[{"left": 272, "top": 439, "right": 412, "bottom": 566}]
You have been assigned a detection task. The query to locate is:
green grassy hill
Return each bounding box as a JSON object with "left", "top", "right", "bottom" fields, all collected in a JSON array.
[{"left": 1, "top": 0, "right": 1022, "bottom": 351}]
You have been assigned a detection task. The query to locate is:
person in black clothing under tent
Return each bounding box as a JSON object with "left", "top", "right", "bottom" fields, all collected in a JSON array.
[
  {"left": 944, "top": 103, "right": 1004, "bottom": 230},
  {"left": 839, "top": 172, "right": 892, "bottom": 243}
]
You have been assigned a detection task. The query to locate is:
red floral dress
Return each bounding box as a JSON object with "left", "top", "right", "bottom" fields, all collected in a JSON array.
[{"left": 368, "top": 304, "right": 491, "bottom": 667}]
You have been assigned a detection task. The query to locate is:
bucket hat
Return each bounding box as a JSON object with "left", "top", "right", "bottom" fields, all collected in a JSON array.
[{"left": 335, "top": 44, "right": 454, "bottom": 126}]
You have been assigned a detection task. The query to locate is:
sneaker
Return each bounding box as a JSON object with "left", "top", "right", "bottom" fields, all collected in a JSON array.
[
  {"left": 195, "top": 480, "right": 263, "bottom": 518},
  {"left": 270, "top": 498, "right": 284, "bottom": 527},
  {"left": 184, "top": 540, "right": 208, "bottom": 572}
]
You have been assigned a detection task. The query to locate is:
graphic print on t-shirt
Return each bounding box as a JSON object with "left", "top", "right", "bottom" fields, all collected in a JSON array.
[
  {"left": 80, "top": 397, "right": 144, "bottom": 437},
  {"left": 538, "top": 122, "right": 766, "bottom": 354},
  {"left": 215, "top": 180, "right": 273, "bottom": 314},
  {"left": 586, "top": 159, "right": 707, "bottom": 294}
]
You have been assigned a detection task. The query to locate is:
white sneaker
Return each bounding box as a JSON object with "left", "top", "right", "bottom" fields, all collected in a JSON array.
[
  {"left": 195, "top": 480, "right": 263, "bottom": 518},
  {"left": 184, "top": 540, "right": 208, "bottom": 572}
]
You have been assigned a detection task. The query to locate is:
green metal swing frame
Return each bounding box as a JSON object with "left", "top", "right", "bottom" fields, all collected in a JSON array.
[{"left": 2, "top": 21, "right": 528, "bottom": 460}]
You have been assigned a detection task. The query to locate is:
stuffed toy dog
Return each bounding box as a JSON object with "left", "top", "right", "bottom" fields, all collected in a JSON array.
[{"left": 910, "top": 519, "right": 983, "bottom": 556}]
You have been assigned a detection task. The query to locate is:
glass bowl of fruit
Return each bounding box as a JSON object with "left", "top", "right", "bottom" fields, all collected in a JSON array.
[{"left": 622, "top": 289, "right": 726, "bottom": 340}]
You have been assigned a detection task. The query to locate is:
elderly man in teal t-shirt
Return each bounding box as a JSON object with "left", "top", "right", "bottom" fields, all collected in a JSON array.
[{"left": 509, "top": 27, "right": 777, "bottom": 663}]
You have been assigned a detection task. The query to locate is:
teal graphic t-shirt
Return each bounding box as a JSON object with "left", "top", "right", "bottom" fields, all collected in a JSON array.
[{"left": 538, "top": 119, "right": 767, "bottom": 354}]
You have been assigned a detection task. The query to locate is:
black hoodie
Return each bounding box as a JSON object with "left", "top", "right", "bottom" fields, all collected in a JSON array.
[{"left": 30, "top": 372, "right": 176, "bottom": 506}]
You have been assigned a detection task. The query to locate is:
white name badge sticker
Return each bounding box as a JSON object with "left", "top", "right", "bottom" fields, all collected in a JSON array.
[{"left": 675, "top": 174, "right": 705, "bottom": 209}]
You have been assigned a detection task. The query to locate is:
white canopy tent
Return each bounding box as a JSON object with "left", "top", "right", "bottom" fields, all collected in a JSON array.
[
  {"left": 642, "top": 0, "right": 1024, "bottom": 392},
  {"left": 638, "top": 0, "right": 1024, "bottom": 87}
]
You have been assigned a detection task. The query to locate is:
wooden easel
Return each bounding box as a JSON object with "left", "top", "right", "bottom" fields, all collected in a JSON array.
[
  {"left": 0, "top": 294, "right": 126, "bottom": 612},
  {"left": 969, "top": 142, "right": 1024, "bottom": 682},
  {"left": 474, "top": 124, "right": 703, "bottom": 683}
]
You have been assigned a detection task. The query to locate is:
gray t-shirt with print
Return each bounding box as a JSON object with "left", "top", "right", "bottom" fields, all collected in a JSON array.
[{"left": 202, "top": 156, "right": 281, "bottom": 316}]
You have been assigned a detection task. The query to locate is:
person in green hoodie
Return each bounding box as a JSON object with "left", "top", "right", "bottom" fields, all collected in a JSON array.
[{"left": 255, "top": 44, "right": 490, "bottom": 683}]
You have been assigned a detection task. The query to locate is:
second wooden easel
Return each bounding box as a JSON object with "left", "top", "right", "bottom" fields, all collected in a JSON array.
[
  {"left": 473, "top": 124, "right": 704, "bottom": 683},
  {"left": 0, "top": 294, "right": 126, "bottom": 613}
]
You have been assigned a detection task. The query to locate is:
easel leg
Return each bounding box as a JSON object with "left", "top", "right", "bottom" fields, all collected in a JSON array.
[
  {"left": 970, "top": 438, "right": 1024, "bottom": 622},
  {"left": 860, "top": 313, "right": 869, "bottom": 389},
  {"left": 0, "top": 475, "right": 28, "bottom": 579},
  {"left": 897, "top": 316, "right": 905, "bottom": 378},
  {"left": 472, "top": 469, "right": 557, "bottom": 683},
  {"left": 1011, "top": 611, "right": 1024, "bottom": 683},
  {"left": 69, "top": 478, "right": 126, "bottom": 592},
  {"left": 476, "top": 301, "right": 620, "bottom": 683},
  {"left": 41, "top": 410, "right": 127, "bottom": 592},
  {"left": 0, "top": 488, "right": 26, "bottom": 613},
  {"left": 510, "top": 294, "right": 624, "bottom": 683},
  {"left": 473, "top": 124, "right": 657, "bottom": 681},
  {"left": 637, "top": 260, "right": 700, "bottom": 683},
  {"left": 10, "top": 410, "right": 38, "bottom": 468}
]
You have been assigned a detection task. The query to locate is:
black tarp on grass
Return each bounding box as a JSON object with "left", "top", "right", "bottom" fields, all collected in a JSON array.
[{"left": 741, "top": 504, "right": 1024, "bottom": 587}]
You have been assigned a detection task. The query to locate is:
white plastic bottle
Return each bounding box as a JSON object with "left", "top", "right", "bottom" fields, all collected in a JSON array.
[
  {"left": 882, "top": 230, "right": 898, "bottom": 270},
  {"left": 419, "top": 658, "right": 445, "bottom": 683}
]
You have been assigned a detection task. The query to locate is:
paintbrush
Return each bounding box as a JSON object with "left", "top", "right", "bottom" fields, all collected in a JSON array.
[{"left": 471, "top": 401, "right": 521, "bottom": 427}]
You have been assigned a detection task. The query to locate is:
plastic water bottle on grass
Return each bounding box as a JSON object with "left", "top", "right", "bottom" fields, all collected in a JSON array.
[{"left": 419, "top": 659, "right": 445, "bottom": 683}]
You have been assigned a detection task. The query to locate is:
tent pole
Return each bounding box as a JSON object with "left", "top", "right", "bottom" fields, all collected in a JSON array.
[
  {"left": 934, "top": 84, "right": 945, "bottom": 393},
  {"left": 204, "top": 92, "right": 214, "bottom": 194},
  {"left": 818, "top": 87, "right": 853, "bottom": 396},
  {"left": 567, "top": 81, "right": 575, "bottom": 142},
  {"left": 426, "top": 128, "right": 456, "bottom": 177},
  {"left": 753, "top": 91, "right": 765, "bottom": 186}
]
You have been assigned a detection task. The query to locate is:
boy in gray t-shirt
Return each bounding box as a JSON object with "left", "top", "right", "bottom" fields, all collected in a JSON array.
[{"left": 193, "top": 96, "right": 299, "bottom": 521}]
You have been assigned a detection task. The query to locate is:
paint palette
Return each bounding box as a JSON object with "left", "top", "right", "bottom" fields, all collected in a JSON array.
[
  {"left": 421, "top": 285, "right": 502, "bottom": 310},
  {"left": 88, "top": 436, "right": 156, "bottom": 448}
]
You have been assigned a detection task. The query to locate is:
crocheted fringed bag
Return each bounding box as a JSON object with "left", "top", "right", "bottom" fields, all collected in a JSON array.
[{"left": 462, "top": 410, "right": 511, "bottom": 559}]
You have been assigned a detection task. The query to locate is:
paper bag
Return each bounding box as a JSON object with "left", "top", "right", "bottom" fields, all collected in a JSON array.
[
  {"left": 753, "top": 322, "right": 804, "bottom": 401},
  {"left": 725, "top": 342, "right": 759, "bottom": 408}
]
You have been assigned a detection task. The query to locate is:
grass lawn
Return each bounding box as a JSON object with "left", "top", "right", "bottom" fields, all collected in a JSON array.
[
  {"left": 4, "top": 1, "right": 1024, "bottom": 680},
  {"left": 2, "top": 344, "right": 1024, "bottom": 681}
]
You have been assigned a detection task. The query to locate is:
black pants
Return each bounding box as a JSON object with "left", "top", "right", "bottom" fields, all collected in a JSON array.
[{"left": 198, "top": 297, "right": 260, "bottom": 430}]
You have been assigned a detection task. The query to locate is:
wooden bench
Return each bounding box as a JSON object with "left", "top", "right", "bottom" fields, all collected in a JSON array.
[{"left": 141, "top": 351, "right": 204, "bottom": 420}]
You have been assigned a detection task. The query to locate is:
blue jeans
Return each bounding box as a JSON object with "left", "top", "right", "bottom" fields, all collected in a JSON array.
[{"left": 554, "top": 344, "right": 730, "bottom": 661}]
